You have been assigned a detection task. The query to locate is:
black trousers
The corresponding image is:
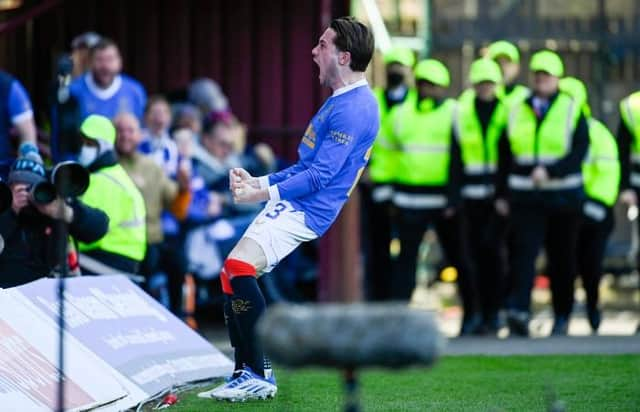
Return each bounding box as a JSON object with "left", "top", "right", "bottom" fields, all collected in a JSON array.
[
  {"left": 506, "top": 204, "right": 581, "bottom": 317},
  {"left": 393, "top": 207, "right": 478, "bottom": 316},
  {"left": 361, "top": 183, "right": 394, "bottom": 301},
  {"left": 577, "top": 207, "right": 614, "bottom": 312},
  {"left": 140, "top": 235, "right": 188, "bottom": 314},
  {"left": 463, "top": 199, "right": 508, "bottom": 321}
]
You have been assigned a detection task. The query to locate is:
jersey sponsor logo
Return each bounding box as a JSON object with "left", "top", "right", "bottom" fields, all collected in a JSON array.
[
  {"left": 329, "top": 130, "right": 353, "bottom": 145},
  {"left": 302, "top": 124, "right": 316, "bottom": 149}
]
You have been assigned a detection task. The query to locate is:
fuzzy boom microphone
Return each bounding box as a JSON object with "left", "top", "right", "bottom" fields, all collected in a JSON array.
[
  {"left": 257, "top": 303, "right": 445, "bottom": 411},
  {"left": 257, "top": 303, "right": 444, "bottom": 368}
]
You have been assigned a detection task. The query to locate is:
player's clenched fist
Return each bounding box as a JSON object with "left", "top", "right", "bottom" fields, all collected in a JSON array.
[
  {"left": 230, "top": 168, "right": 259, "bottom": 190},
  {"left": 232, "top": 182, "right": 268, "bottom": 204}
]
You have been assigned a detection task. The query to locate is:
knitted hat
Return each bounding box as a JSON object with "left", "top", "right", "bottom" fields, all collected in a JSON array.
[{"left": 8, "top": 152, "right": 46, "bottom": 186}]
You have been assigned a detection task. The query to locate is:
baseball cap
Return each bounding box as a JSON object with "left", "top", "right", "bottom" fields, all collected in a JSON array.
[
  {"left": 469, "top": 58, "right": 503, "bottom": 84},
  {"left": 487, "top": 40, "right": 520, "bottom": 63},
  {"left": 530, "top": 50, "right": 564, "bottom": 77},
  {"left": 383, "top": 47, "right": 416, "bottom": 68},
  {"left": 414, "top": 59, "right": 450, "bottom": 87},
  {"left": 559, "top": 76, "right": 591, "bottom": 117}
]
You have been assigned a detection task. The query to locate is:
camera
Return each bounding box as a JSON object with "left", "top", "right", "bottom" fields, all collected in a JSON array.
[{"left": 30, "top": 161, "right": 90, "bottom": 205}]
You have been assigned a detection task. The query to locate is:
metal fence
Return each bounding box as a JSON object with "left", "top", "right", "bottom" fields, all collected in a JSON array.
[{"left": 428, "top": 0, "right": 640, "bottom": 128}]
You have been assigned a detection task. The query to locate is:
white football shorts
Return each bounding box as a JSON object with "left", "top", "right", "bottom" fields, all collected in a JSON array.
[{"left": 242, "top": 200, "right": 318, "bottom": 274}]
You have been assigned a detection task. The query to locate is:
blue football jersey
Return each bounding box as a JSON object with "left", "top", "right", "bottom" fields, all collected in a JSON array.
[{"left": 267, "top": 80, "right": 379, "bottom": 235}]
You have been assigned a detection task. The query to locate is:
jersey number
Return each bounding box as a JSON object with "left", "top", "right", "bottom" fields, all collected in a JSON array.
[{"left": 265, "top": 202, "right": 287, "bottom": 219}]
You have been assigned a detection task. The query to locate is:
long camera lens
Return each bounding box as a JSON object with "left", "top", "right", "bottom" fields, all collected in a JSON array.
[
  {"left": 51, "top": 161, "right": 89, "bottom": 198},
  {"left": 31, "top": 181, "right": 57, "bottom": 205}
]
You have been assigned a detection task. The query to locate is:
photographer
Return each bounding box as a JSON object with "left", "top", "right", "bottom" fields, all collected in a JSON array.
[{"left": 0, "top": 152, "right": 109, "bottom": 288}]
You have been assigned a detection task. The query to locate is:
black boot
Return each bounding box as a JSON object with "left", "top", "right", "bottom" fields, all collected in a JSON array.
[
  {"left": 459, "top": 313, "right": 483, "bottom": 336},
  {"left": 550, "top": 315, "right": 569, "bottom": 336},
  {"left": 587, "top": 308, "right": 601, "bottom": 333},
  {"left": 506, "top": 310, "right": 529, "bottom": 337}
]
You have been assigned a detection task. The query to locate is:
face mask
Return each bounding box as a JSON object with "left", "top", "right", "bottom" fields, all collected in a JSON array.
[
  {"left": 387, "top": 72, "right": 405, "bottom": 88},
  {"left": 77, "top": 145, "right": 99, "bottom": 167}
]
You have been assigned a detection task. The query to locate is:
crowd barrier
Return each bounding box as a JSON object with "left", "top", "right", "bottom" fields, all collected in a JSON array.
[{"left": 0, "top": 275, "right": 233, "bottom": 411}]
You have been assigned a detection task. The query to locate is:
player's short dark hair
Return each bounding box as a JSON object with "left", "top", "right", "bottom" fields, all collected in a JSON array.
[
  {"left": 89, "top": 37, "right": 119, "bottom": 58},
  {"left": 330, "top": 16, "right": 374, "bottom": 72}
]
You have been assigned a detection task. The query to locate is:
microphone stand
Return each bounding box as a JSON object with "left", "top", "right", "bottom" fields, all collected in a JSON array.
[
  {"left": 55, "top": 203, "right": 68, "bottom": 412},
  {"left": 53, "top": 56, "right": 73, "bottom": 412}
]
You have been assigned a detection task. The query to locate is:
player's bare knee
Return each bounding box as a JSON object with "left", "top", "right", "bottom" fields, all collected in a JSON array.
[{"left": 228, "top": 237, "right": 268, "bottom": 273}]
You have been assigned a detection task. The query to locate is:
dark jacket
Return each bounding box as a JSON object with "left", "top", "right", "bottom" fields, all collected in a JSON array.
[
  {"left": 0, "top": 199, "right": 109, "bottom": 287},
  {"left": 497, "top": 92, "right": 589, "bottom": 210}
]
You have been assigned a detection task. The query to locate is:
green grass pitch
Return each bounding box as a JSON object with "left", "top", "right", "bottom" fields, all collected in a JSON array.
[{"left": 166, "top": 354, "right": 640, "bottom": 411}]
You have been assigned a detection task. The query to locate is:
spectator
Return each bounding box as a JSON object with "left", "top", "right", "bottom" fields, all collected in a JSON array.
[
  {"left": 561, "top": 77, "right": 620, "bottom": 333},
  {"left": 195, "top": 116, "right": 238, "bottom": 187},
  {"left": 497, "top": 51, "right": 589, "bottom": 337},
  {"left": 69, "top": 37, "right": 147, "bottom": 121},
  {"left": 187, "top": 78, "right": 229, "bottom": 119},
  {"left": 115, "top": 113, "right": 197, "bottom": 319},
  {"left": 0, "top": 152, "right": 108, "bottom": 287},
  {"left": 115, "top": 112, "right": 191, "bottom": 255},
  {"left": 70, "top": 31, "right": 102, "bottom": 79},
  {"left": 363, "top": 46, "right": 415, "bottom": 302},
  {"left": 76, "top": 114, "right": 147, "bottom": 275},
  {"left": 486, "top": 40, "right": 530, "bottom": 107},
  {"left": 196, "top": 116, "right": 276, "bottom": 198},
  {"left": 158, "top": 126, "right": 220, "bottom": 317},
  {"left": 0, "top": 70, "right": 38, "bottom": 179},
  {"left": 388, "top": 59, "right": 481, "bottom": 335},
  {"left": 172, "top": 103, "right": 203, "bottom": 137},
  {"left": 456, "top": 58, "right": 509, "bottom": 335},
  {"left": 618, "top": 86, "right": 640, "bottom": 334},
  {"left": 139, "top": 95, "right": 179, "bottom": 177}
]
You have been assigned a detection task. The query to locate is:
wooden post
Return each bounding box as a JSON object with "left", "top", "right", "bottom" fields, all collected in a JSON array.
[{"left": 318, "top": 190, "right": 363, "bottom": 302}]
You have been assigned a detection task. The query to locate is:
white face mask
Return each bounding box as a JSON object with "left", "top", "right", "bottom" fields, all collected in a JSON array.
[{"left": 78, "top": 145, "right": 99, "bottom": 167}]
